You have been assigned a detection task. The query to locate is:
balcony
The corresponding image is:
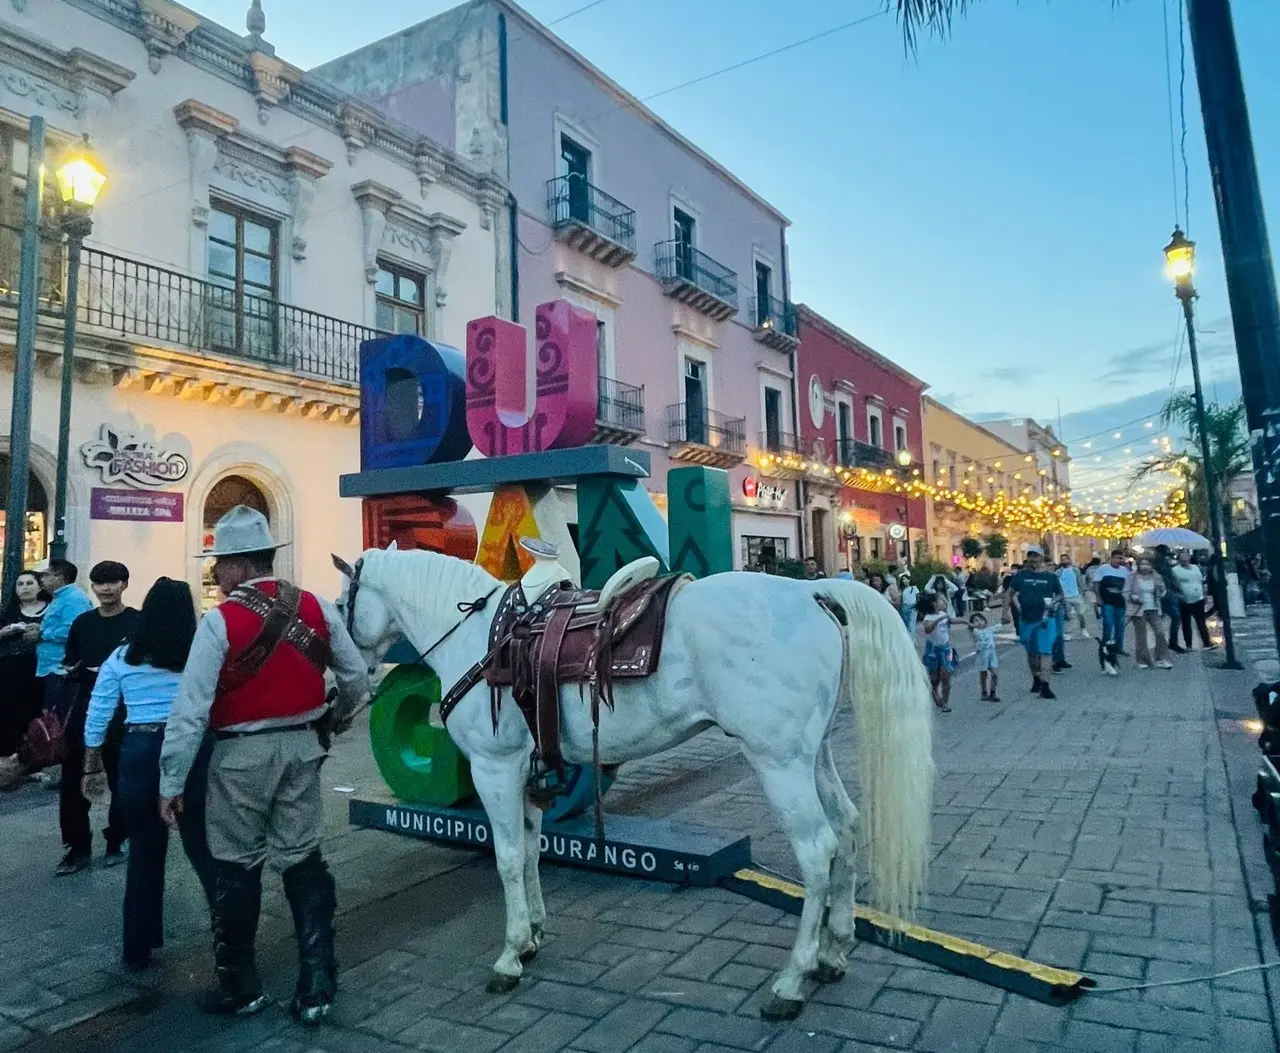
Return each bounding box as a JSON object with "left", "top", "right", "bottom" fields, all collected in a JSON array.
[
  {"left": 750, "top": 294, "right": 799, "bottom": 351},
  {"left": 75, "top": 247, "right": 371, "bottom": 384},
  {"left": 666, "top": 404, "right": 746, "bottom": 468},
  {"left": 655, "top": 241, "right": 738, "bottom": 322},
  {"left": 836, "top": 438, "right": 890, "bottom": 471},
  {"left": 546, "top": 176, "right": 636, "bottom": 268},
  {"left": 592, "top": 375, "right": 645, "bottom": 446}
]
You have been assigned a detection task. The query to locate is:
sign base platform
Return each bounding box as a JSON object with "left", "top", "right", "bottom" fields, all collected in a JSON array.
[{"left": 349, "top": 796, "right": 750, "bottom": 886}]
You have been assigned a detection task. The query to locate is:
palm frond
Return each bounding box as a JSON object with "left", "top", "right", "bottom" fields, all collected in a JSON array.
[
  {"left": 891, "top": 1, "right": 975, "bottom": 49},
  {"left": 890, "top": 1, "right": 1128, "bottom": 50}
]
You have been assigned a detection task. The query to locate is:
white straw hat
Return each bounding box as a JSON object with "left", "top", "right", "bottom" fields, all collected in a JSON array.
[{"left": 202, "top": 505, "right": 288, "bottom": 557}]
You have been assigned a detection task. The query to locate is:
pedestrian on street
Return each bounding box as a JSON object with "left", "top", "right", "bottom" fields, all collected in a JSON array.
[
  {"left": 157, "top": 506, "right": 370, "bottom": 1024},
  {"left": 898, "top": 572, "right": 920, "bottom": 633},
  {"left": 868, "top": 571, "right": 900, "bottom": 610},
  {"left": 1125, "top": 558, "right": 1174, "bottom": 670},
  {"left": 34, "top": 559, "right": 93, "bottom": 705},
  {"left": 56, "top": 561, "right": 141, "bottom": 876},
  {"left": 803, "top": 557, "right": 825, "bottom": 580},
  {"left": 1055, "top": 553, "right": 1090, "bottom": 641},
  {"left": 1152, "top": 546, "right": 1185, "bottom": 654},
  {"left": 1088, "top": 549, "right": 1131, "bottom": 658},
  {"left": 970, "top": 611, "right": 1000, "bottom": 702},
  {"left": 919, "top": 592, "right": 957, "bottom": 713},
  {"left": 1171, "top": 550, "right": 1215, "bottom": 650},
  {"left": 0, "top": 571, "right": 49, "bottom": 766},
  {"left": 81, "top": 577, "right": 199, "bottom": 970},
  {"left": 1005, "top": 546, "right": 1062, "bottom": 700},
  {"left": 1001, "top": 564, "right": 1022, "bottom": 635}
]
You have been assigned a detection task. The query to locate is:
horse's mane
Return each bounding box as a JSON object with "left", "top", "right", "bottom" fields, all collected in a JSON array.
[{"left": 361, "top": 548, "right": 500, "bottom": 621}]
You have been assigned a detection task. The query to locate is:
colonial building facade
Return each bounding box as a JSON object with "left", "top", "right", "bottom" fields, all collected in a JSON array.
[
  {"left": 315, "top": 0, "right": 801, "bottom": 569},
  {"left": 793, "top": 305, "right": 928, "bottom": 574},
  {"left": 920, "top": 397, "right": 1042, "bottom": 566},
  {"left": 0, "top": 0, "right": 501, "bottom": 603}
]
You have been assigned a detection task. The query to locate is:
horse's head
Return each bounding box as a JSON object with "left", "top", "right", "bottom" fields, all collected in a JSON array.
[{"left": 332, "top": 544, "right": 402, "bottom": 665}]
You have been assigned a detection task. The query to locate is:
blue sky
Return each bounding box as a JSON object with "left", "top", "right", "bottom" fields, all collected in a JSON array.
[{"left": 197, "top": 0, "right": 1278, "bottom": 504}]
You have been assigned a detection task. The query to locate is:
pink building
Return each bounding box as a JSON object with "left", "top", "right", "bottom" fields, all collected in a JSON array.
[
  {"left": 316, "top": 0, "right": 803, "bottom": 567},
  {"left": 794, "top": 306, "right": 929, "bottom": 574}
]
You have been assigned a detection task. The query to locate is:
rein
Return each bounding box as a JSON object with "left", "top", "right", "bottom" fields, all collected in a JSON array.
[{"left": 345, "top": 554, "right": 500, "bottom": 674}]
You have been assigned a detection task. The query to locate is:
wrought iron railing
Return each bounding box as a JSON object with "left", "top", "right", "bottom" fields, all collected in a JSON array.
[
  {"left": 597, "top": 375, "right": 644, "bottom": 433},
  {"left": 546, "top": 176, "right": 636, "bottom": 252},
  {"left": 837, "top": 438, "right": 893, "bottom": 470},
  {"left": 654, "top": 241, "right": 738, "bottom": 309},
  {"left": 760, "top": 429, "right": 799, "bottom": 455},
  {"left": 0, "top": 222, "right": 66, "bottom": 312},
  {"left": 751, "top": 294, "right": 797, "bottom": 337},
  {"left": 666, "top": 404, "right": 746, "bottom": 455},
  {"left": 76, "top": 247, "right": 374, "bottom": 383}
]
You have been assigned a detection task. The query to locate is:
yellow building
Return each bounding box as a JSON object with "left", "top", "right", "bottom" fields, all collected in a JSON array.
[{"left": 920, "top": 398, "right": 1043, "bottom": 566}]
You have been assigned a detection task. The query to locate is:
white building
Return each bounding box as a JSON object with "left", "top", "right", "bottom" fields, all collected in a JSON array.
[{"left": 0, "top": 0, "right": 503, "bottom": 604}]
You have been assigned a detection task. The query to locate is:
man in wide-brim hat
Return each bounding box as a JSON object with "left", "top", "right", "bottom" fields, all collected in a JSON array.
[{"left": 159, "top": 505, "right": 369, "bottom": 1024}]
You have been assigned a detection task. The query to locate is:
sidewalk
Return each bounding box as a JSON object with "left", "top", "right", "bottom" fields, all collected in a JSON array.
[{"left": 2, "top": 632, "right": 1279, "bottom": 1052}]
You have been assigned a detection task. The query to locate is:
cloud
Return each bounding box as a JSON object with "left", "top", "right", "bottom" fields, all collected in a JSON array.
[
  {"left": 983, "top": 366, "right": 1024, "bottom": 385},
  {"left": 1094, "top": 315, "right": 1234, "bottom": 384}
]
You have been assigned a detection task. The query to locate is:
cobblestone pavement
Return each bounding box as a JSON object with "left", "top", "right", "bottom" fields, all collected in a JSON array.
[{"left": 2, "top": 627, "right": 1279, "bottom": 1053}]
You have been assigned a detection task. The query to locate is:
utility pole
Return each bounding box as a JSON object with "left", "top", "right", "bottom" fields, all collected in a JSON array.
[
  {"left": 3, "top": 117, "right": 44, "bottom": 597},
  {"left": 1185, "top": 0, "right": 1280, "bottom": 655}
]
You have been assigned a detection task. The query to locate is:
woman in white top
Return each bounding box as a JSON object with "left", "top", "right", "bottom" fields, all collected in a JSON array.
[
  {"left": 898, "top": 573, "right": 920, "bottom": 633},
  {"left": 1170, "top": 551, "right": 1214, "bottom": 649},
  {"left": 1123, "top": 559, "right": 1173, "bottom": 669}
]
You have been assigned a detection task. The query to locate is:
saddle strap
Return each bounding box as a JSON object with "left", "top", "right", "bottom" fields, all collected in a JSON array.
[{"left": 534, "top": 606, "right": 575, "bottom": 772}]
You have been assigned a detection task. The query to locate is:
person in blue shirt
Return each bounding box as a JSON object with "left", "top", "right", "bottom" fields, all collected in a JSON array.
[
  {"left": 34, "top": 559, "right": 94, "bottom": 683},
  {"left": 82, "top": 578, "right": 199, "bottom": 971}
]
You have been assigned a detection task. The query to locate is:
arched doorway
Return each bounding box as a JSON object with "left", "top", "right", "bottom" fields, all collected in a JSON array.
[
  {"left": 0, "top": 455, "right": 49, "bottom": 568},
  {"left": 200, "top": 474, "right": 271, "bottom": 609}
]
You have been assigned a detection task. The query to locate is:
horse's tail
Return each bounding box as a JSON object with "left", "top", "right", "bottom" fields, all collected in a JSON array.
[{"left": 814, "top": 581, "right": 934, "bottom": 922}]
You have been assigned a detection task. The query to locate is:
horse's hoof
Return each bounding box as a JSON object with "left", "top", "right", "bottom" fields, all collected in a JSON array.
[
  {"left": 810, "top": 963, "right": 845, "bottom": 985},
  {"left": 518, "top": 943, "right": 539, "bottom": 964},
  {"left": 486, "top": 972, "right": 521, "bottom": 994},
  {"left": 759, "top": 995, "right": 805, "bottom": 1021}
]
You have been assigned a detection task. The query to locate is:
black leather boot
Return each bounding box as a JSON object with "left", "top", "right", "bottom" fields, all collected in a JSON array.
[
  {"left": 203, "top": 861, "right": 268, "bottom": 1016},
  {"left": 282, "top": 851, "right": 337, "bottom": 1026}
]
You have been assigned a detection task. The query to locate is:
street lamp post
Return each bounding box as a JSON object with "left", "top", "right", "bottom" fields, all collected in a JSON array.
[
  {"left": 896, "top": 448, "right": 914, "bottom": 567},
  {"left": 2, "top": 117, "right": 45, "bottom": 599},
  {"left": 1164, "top": 228, "right": 1243, "bottom": 670},
  {"left": 49, "top": 135, "right": 106, "bottom": 562}
]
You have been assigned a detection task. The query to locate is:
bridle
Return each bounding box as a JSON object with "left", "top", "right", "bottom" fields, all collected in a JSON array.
[{"left": 341, "top": 555, "right": 499, "bottom": 668}]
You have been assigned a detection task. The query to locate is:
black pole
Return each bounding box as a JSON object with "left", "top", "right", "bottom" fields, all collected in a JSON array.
[
  {"left": 1185, "top": 0, "right": 1280, "bottom": 653},
  {"left": 1183, "top": 293, "right": 1243, "bottom": 669},
  {"left": 50, "top": 214, "right": 89, "bottom": 562},
  {"left": 3, "top": 117, "right": 44, "bottom": 598}
]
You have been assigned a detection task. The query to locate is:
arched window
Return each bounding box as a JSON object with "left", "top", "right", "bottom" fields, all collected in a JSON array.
[
  {"left": 0, "top": 455, "right": 48, "bottom": 567},
  {"left": 200, "top": 474, "right": 271, "bottom": 609}
]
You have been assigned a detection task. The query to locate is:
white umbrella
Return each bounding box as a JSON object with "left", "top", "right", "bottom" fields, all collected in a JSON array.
[{"left": 1136, "top": 527, "right": 1213, "bottom": 550}]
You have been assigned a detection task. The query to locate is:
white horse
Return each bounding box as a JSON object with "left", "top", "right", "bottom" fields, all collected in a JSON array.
[{"left": 334, "top": 548, "right": 934, "bottom": 1019}]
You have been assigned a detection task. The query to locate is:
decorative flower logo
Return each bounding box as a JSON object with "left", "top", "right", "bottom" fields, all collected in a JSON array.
[{"left": 80, "top": 425, "right": 189, "bottom": 488}]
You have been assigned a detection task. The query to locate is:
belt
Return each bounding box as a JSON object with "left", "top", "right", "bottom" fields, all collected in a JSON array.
[
  {"left": 213, "top": 722, "right": 314, "bottom": 741},
  {"left": 126, "top": 722, "right": 166, "bottom": 734}
]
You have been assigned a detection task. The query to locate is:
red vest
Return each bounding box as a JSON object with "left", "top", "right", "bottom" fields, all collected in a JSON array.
[{"left": 209, "top": 580, "right": 331, "bottom": 729}]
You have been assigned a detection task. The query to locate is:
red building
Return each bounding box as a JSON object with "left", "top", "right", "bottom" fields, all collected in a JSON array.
[{"left": 794, "top": 305, "right": 929, "bottom": 573}]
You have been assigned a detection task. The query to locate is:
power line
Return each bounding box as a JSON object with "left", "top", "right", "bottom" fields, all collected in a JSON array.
[
  {"left": 505, "top": 6, "right": 888, "bottom": 153},
  {"left": 1161, "top": 0, "right": 1181, "bottom": 228},
  {"left": 1177, "top": 0, "right": 1187, "bottom": 230}
]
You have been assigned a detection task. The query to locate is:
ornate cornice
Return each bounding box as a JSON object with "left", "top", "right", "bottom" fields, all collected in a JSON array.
[
  {"left": 0, "top": 20, "right": 135, "bottom": 118},
  {"left": 136, "top": 0, "right": 200, "bottom": 74},
  {"left": 59, "top": 0, "right": 505, "bottom": 209}
]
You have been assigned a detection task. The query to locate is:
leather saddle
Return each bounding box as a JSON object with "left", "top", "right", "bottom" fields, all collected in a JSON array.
[{"left": 481, "top": 558, "right": 690, "bottom": 775}]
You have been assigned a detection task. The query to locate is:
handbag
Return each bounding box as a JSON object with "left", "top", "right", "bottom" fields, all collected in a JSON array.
[{"left": 17, "top": 674, "right": 78, "bottom": 771}]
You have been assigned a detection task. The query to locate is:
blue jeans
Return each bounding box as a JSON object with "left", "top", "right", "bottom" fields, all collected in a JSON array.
[
  {"left": 1100, "top": 604, "right": 1126, "bottom": 650},
  {"left": 901, "top": 607, "right": 917, "bottom": 634},
  {"left": 1052, "top": 607, "right": 1068, "bottom": 665},
  {"left": 117, "top": 728, "right": 169, "bottom": 964}
]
